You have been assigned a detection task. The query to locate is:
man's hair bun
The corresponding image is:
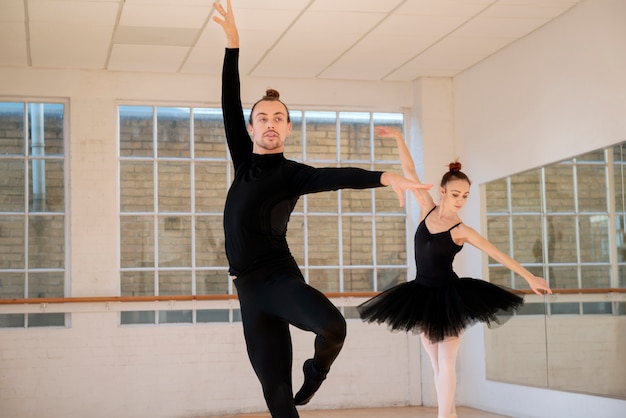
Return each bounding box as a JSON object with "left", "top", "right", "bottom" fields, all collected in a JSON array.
[{"left": 264, "top": 89, "right": 280, "bottom": 99}]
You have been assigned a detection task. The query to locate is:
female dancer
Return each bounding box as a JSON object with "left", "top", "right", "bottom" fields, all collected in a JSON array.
[
  {"left": 358, "top": 126, "right": 552, "bottom": 418},
  {"left": 212, "top": 3, "right": 431, "bottom": 417}
]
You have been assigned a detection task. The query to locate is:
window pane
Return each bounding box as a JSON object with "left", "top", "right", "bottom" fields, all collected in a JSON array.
[
  {"left": 285, "top": 111, "right": 303, "bottom": 160},
  {"left": 156, "top": 107, "right": 190, "bottom": 158},
  {"left": 339, "top": 112, "right": 370, "bottom": 161},
  {"left": 550, "top": 302, "right": 580, "bottom": 315},
  {"left": 195, "top": 216, "right": 227, "bottom": 267},
  {"left": 620, "top": 265, "right": 626, "bottom": 288},
  {"left": 158, "top": 310, "right": 192, "bottom": 323},
  {"left": 617, "top": 215, "right": 626, "bottom": 263},
  {"left": 121, "top": 311, "right": 155, "bottom": 324},
  {"left": 342, "top": 165, "right": 373, "bottom": 213},
  {"left": 28, "top": 271, "right": 64, "bottom": 298},
  {"left": 546, "top": 216, "right": 577, "bottom": 263},
  {"left": 309, "top": 269, "right": 339, "bottom": 292},
  {"left": 158, "top": 162, "right": 190, "bottom": 212},
  {"left": 0, "top": 102, "right": 25, "bottom": 155},
  {"left": 485, "top": 178, "right": 508, "bottom": 213},
  {"left": 120, "top": 215, "right": 154, "bottom": 268},
  {"left": 305, "top": 111, "right": 336, "bottom": 161},
  {"left": 0, "top": 273, "right": 25, "bottom": 298},
  {"left": 158, "top": 271, "right": 191, "bottom": 296},
  {"left": 373, "top": 113, "right": 403, "bottom": 161},
  {"left": 550, "top": 266, "right": 579, "bottom": 289},
  {"left": 344, "top": 269, "right": 373, "bottom": 292},
  {"left": 196, "top": 270, "right": 228, "bottom": 295},
  {"left": 29, "top": 103, "right": 64, "bottom": 156},
  {"left": 285, "top": 214, "right": 305, "bottom": 266},
  {"left": 193, "top": 108, "right": 227, "bottom": 159},
  {"left": 576, "top": 150, "right": 605, "bottom": 162},
  {"left": 28, "top": 215, "right": 64, "bottom": 269},
  {"left": 342, "top": 216, "right": 373, "bottom": 265},
  {"left": 510, "top": 169, "right": 541, "bottom": 212},
  {"left": 545, "top": 163, "right": 575, "bottom": 213},
  {"left": 577, "top": 165, "right": 607, "bottom": 212},
  {"left": 487, "top": 216, "right": 510, "bottom": 264},
  {"left": 29, "top": 160, "right": 64, "bottom": 212},
  {"left": 120, "top": 161, "right": 154, "bottom": 212},
  {"left": 308, "top": 186, "right": 338, "bottom": 213},
  {"left": 374, "top": 163, "right": 404, "bottom": 213},
  {"left": 375, "top": 215, "right": 406, "bottom": 265},
  {"left": 488, "top": 266, "right": 512, "bottom": 287},
  {"left": 121, "top": 271, "right": 155, "bottom": 296},
  {"left": 0, "top": 160, "right": 25, "bottom": 211},
  {"left": 0, "top": 217, "right": 25, "bottom": 269},
  {"left": 581, "top": 265, "right": 610, "bottom": 288},
  {"left": 158, "top": 216, "right": 191, "bottom": 267},
  {"left": 195, "top": 162, "right": 227, "bottom": 213},
  {"left": 511, "top": 216, "right": 542, "bottom": 263},
  {"left": 582, "top": 302, "right": 612, "bottom": 314},
  {"left": 28, "top": 313, "right": 65, "bottom": 327},
  {"left": 0, "top": 314, "right": 25, "bottom": 327},
  {"left": 308, "top": 217, "right": 339, "bottom": 266},
  {"left": 197, "top": 309, "right": 229, "bottom": 322},
  {"left": 514, "top": 265, "right": 544, "bottom": 290},
  {"left": 377, "top": 267, "right": 405, "bottom": 291},
  {"left": 579, "top": 215, "right": 609, "bottom": 263},
  {"left": 119, "top": 106, "right": 154, "bottom": 157}
]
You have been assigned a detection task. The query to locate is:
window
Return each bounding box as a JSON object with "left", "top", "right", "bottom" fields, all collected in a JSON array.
[
  {"left": 485, "top": 143, "right": 626, "bottom": 315},
  {"left": 0, "top": 102, "right": 67, "bottom": 328},
  {"left": 119, "top": 106, "right": 407, "bottom": 324}
]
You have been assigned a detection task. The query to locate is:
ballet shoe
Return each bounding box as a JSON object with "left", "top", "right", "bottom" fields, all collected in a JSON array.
[{"left": 293, "top": 359, "right": 327, "bottom": 406}]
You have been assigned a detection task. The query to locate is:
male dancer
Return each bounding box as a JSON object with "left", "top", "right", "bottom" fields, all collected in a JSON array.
[{"left": 213, "top": 1, "right": 431, "bottom": 416}]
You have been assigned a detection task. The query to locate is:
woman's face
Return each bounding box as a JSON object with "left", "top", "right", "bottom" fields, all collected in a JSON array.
[
  {"left": 248, "top": 100, "right": 292, "bottom": 154},
  {"left": 440, "top": 179, "right": 470, "bottom": 212}
]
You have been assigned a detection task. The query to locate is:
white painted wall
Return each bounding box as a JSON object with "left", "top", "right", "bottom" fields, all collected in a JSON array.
[{"left": 451, "top": 0, "right": 626, "bottom": 416}]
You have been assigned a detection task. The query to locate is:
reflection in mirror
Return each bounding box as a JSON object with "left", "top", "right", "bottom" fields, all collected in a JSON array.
[{"left": 483, "top": 141, "right": 626, "bottom": 399}]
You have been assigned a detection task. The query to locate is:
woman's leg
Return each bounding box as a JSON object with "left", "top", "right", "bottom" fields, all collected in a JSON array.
[{"left": 420, "top": 334, "right": 461, "bottom": 418}]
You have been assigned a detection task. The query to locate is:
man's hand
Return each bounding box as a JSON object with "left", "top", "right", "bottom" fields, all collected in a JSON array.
[{"left": 213, "top": 0, "right": 239, "bottom": 48}]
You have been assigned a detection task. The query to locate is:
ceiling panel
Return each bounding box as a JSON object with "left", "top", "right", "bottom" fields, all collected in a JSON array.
[
  {"left": 0, "top": 0, "right": 25, "bottom": 21},
  {"left": 28, "top": 0, "right": 119, "bottom": 25},
  {"left": 29, "top": 23, "right": 113, "bottom": 69},
  {"left": 0, "top": 22, "right": 28, "bottom": 66},
  {"left": 118, "top": 3, "right": 211, "bottom": 28},
  {"left": 108, "top": 44, "right": 189, "bottom": 72},
  {"left": 1, "top": 0, "right": 584, "bottom": 81}
]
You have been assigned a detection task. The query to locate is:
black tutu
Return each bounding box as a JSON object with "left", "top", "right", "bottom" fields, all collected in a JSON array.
[{"left": 357, "top": 277, "right": 524, "bottom": 343}]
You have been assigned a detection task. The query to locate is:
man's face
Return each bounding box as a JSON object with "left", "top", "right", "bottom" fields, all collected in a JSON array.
[{"left": 248, "top": 100, "right": 292, "bottom": 154}]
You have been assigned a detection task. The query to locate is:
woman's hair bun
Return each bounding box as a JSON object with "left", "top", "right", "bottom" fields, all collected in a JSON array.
[
  {"left": 449, "top": 161, "right": 462, "bottom": 172},
  {"left": 264, "top": 89, "right": 280, "bottom": 99}
]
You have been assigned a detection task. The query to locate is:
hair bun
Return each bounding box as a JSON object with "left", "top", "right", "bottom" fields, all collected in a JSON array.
[
  {"left": 264, "top": 89, "right": 280, "bottom": 99},
  {"left": 449, "top": 161, "right": 462, "bottom": 172}
]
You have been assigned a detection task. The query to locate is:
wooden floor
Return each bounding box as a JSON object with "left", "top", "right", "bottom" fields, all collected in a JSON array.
[{"left": 212, "top": 406, "right": 512, "bottom": 418}]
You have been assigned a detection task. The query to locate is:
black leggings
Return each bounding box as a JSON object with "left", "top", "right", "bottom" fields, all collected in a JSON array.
[{"left": 234, "top": 270, "right": 347, "bottom": 418}]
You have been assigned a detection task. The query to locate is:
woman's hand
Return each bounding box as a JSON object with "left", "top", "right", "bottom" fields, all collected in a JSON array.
[
  {"left": 381, "top": 172, "right": 432, "bottom": 207},
  {"left": 526, "top": 275, "right": 552, "bottom": 295}
]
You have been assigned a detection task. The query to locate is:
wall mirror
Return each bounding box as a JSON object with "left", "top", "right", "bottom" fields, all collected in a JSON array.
[{"left": 482, "top": 141, "right": 626, "bottom": 399}]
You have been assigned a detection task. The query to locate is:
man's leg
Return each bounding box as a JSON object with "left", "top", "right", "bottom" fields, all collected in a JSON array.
[
  {"left": 265, "top": 274, "right": 347, "bottom": 405},
  {"left": 237, "top": 278, "right": 299, "bottom": 418}
]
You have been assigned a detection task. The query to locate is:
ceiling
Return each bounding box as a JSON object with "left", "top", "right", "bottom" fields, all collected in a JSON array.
[{"left": 1, "top": 0, "right": 584, "bottom": 82}]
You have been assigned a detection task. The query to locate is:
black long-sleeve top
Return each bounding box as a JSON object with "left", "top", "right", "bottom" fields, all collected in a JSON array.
[{"left": 221, "top": 48, "right": 384, "bottom": 277}]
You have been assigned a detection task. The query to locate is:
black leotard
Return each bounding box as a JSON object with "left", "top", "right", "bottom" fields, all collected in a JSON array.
[{"left": 358, "top": 206, "right": 524, "bottom": 343}]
